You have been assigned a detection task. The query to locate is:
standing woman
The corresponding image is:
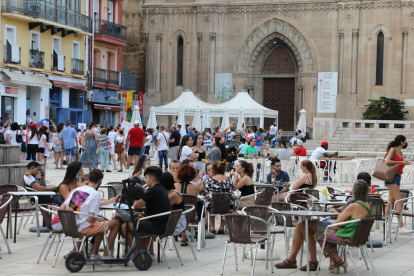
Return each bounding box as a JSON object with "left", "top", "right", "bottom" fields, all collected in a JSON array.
[
  {"left": 192, "top": 133, "right": 208, "bottom": 172},
  {"left": 115, "top": 127, "right": 127, "bottom": 172},
  {"left": 208, "top": 137, "right": 228, "bottom": 163},
  {"left": 107, "top": 126, "right": 118, "bottom": 171},
  {"left": 37, "top": 127, "right": 52, "bottom": 163},
  {"left": 177, "top": 135, "right": 199, "bottom": 162},
  {"left": 6, "top": 122, "right": 25, "bottom": 146},
  {"left": 20, "top": 124, "right": 27, "bottom": 160},
  {"left": 143, "top": 128, "right": 153, "bottom": 155},
  {"left": 26, "top": 125, "right": 39, "bottom": 160},
  {"left": 54, "top": 123, "right": 65, "bottom": 169},
  {"left": 97, "top": 128, "right": 111, "bottom": 172},
  {"left": 230, "top": 160, "right": 255, "bottom": 208},
  {"left": 384, "top": 135, "right": 412, "bottom": 234},
  {"left": 79, "top": 122, "right": 99, "bottom": 170}
]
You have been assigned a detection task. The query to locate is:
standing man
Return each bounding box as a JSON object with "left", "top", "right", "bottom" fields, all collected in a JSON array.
[
  {"left": 125, "top": 120, "right": 146, "bottom": 172},
  {"left": 61, "top": 120, "right": 78, "bottom": 164},
  {"left": 168, "top": 125, "right": 180, "bottom": 161},
  {"left": 254, "top": 128, "right": 264, "bottom": 155},
  {"left": 177, "top": 124, "right": 186, "bottom": 137},
  {"left": 268, "top": 122, "right": 278, "bottom": 141},
  {"left": 156, "top": 126, "right": 169, "bottom": 171}
]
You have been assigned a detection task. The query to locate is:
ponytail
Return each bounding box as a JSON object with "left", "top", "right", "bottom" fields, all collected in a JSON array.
[
  {"left": 212, "top": 160, "right": 227, "bottom": 175},
  {"left": 237, "top": 160, "right": 254, "bottom": 179},
  {"left": 301, "top": 160, "right": 318, "bottom": 188},
  {"left": 386, "top": 135, "right": 406, "bottom": 152}
]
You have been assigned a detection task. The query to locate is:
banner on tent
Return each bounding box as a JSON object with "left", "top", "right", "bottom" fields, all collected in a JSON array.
[
  {"left": 215, "top": 73, "right": 233, "bottom": 99},
  {"left": 317, "top": 72, "right": 338, "bottom": 113}
]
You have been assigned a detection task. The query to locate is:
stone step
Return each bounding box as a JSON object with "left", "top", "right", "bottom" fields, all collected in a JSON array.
[{"left": 0, "top": 145, "right": 20, "bottom": 165}]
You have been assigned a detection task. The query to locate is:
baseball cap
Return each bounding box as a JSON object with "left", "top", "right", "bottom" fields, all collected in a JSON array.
[
  {"left": 321, "top": 141, "right": 328, "bottom": 146},
  {"left": 30, "top": 123, "right": 35, "bottom": 127},
  {"left": 134, "top": 120, "right": 140, "bottom": 125}
]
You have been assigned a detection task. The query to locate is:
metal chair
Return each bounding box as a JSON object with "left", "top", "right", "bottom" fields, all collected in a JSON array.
[
  {"left": 316, "top": 218, "right": 376, "bottom": 276},
  {"left": 0, "top": 194, "right": 13, "bottom": 259},
  {"left": 389, "top": 197, "right": 414, "bottom": 242},
  {"left": 37, "top": 205, "right": 64, "bottom": 266},
  {"left": 221, "top": 214, "right": 269, "bottom": 276},
  {"left": 255, "top": 187, "right": 273, "bottom": 206},
  {"left": 138, "top": 210, "right": 183, "bottom": 269},
  {"left": 182, "top": 205, "right": 197, "bottom": 260},
  {"left": 208, "top": 193, "right": 233, "bottom": 233},
  {"left": 370, "top": 197, "right": 390, "bottom": 245},
  {"left": 303, "top": 189, "right": 320, "bottom": 200},
  {"left": 327, "top": 187, "right": 344, "bottom": 199},
  {"left": 182, "top": 194, "right": 206, "bottom": 250}
]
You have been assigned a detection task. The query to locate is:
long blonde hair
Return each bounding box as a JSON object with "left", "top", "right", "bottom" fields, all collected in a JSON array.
[{"left": 301, "top": 160, "right": 317, "bottom": 188}]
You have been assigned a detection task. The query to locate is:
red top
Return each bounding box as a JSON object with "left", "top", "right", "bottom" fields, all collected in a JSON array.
[
  {"left": 128, "top": 127, "right": 146, "bottom": 147},
  {"left": 294, "top": 146, "right": 307, "bottom": 157},
  {"left": 395, "top": 153, "right": 404, "bottom": 174}
]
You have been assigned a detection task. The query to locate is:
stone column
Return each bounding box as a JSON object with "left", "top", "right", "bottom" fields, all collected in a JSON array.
[
  {"left": 401, "top": 28, "right": 408, "bottom": 94},
  {"left": 338, "top": 30, "right": 344, "bottom": 94},
  {"left": 155, "top": 33, "right": 162, "bottom": 95},
  {"left": 197, "top": 32, "right": 203, "bottom": 95},
  {"left": 209, "top": 32, "right": 216, "bottom": 95},
  {"left": 351, "top": 29, "right": 359, "bottom": 94},
  {"left": 143, "top": 33, "right": 149, "bottom": 94}
]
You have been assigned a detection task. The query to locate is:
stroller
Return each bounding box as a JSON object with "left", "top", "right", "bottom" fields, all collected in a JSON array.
[{"left": 226, "top": 146, "right": 238, "bottom": 172}]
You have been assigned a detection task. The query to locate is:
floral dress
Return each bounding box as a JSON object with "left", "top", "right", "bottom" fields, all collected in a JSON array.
[
  {"left": 203, "top": 176, "right": 237, "bottom": 213},
  {"left": 79, "top": 132, "right": 98, "bottom": 169}
]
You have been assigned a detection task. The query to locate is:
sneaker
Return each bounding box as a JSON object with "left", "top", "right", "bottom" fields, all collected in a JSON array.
[
  {"left": 114, "top": 167, "right": 118, "bottom": 171},
  {"left": 124, "top": 169, "right": 130, "bottom": 173},
  {"left": 91, "top": 254, "right": 102, "bottom": 260},
  {"left": 398, "top": 227, "right": 414, "bottom": 235},
  {"left": 106, "top": 170, "right": 112, "bottom": 172},
  {"left": 127, "top": 259, "right": 134, "bottom": 266},
  {"left": 117, "top": 169, "right": 123, "bottom": 172}
]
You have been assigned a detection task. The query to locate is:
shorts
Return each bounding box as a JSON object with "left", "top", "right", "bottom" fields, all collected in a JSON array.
[
  {"left": 385, "top": 173, "right": 401, "bottom": 186},
  {"left": 80, "top": 221, "right": 108, "bottom": 235},
  {"left": 52, "top": 222, "right": 63, "bottom": 231},
  {"left": 21, "top": 142, "right": 26, "bottom": 153},
  {"left": 65, "top": 147, "right": 77, "bottom": 156},
  {"left": 137, "top": 220, "right": 165, "bottom": 236},
  {"left": 128, "top": 146, "right": 142, "bottom": 156},
  {"left": 37, "top": 147, "right": 45, "bottom": 153},
  {"left": 109, "top": 147, "right": 114, "bottom": 155}
]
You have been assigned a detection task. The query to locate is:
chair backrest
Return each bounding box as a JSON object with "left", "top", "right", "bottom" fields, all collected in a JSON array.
[
  {"left": 225, "top": 214, "right": 253, "bottom": 244},
  {"left": 58, "top": 209, "right": 84, "bottom": 239},
  {"left": 280, "top": 160, "right": 289, "bottom": 172},
  {"left": 0, "top": 193, "right": 13, "bottom": 224},
  {"left": 341, "top": 162, "right": 355, "bottom": 173},
  {"left": 304, "top": 189, "right": 320, "bottom": 199},
  {"left": 105, "top": 183, "right": 123, "bottom": 199},
  {"left": 327, "top": 187, "right": 335, "bottom": 196},
  {"left": 349, "top": 218, "right": 375, "bottom": 246},
  {"left": 289, "top": 192, "right": 309, "bottom": 207},
  {"left": 271, "top": 201, "right": 294, "bottom": 227},
  {"left": 255, "top": 186, "right": 273, "bottom": 206},
  {"left": 39, "top": 204, "right": 54, "bottom": 232},
  {"left": 160, "top": 209, "right": 183, "bottom": 238},
  {"left": 184, "top": 205, "right": 196, "bottom": 229},
  {"left": 211, "top": 193, "right": 232, "bottom": 214},
  {"left": 370, "top": 198, "right": 385, "bottom": 221},
  {"left": 182, "top": 194, "right": 198, "bottom": 223},
  {"left": 0, "top": 184, "right": 19, "bottom": 209},
  {"left": 243, "top": 205, "right": 270, "bottom": 232}
]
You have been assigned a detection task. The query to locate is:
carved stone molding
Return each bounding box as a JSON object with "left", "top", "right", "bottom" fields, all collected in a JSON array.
[
  {"left": 209, "top": 32, "right": 216, "bottom": 41},
  {"left": 339, "top": 30, "right": 345, "bottom": 39},
  {"left": 234, "top": 18, "right": 315, "bottom": 73},
  {"left": 352, "top": 29, "right": 359, "bottom": 38},
  {"left": 403, "top": 27, "right": 409, "bottom": 37},
  {"left": 244, "top": 85, "right": 255, "bottom": 91},
  {"left": 197, "top": 32, "right": 203, "bottom": 41},
  {"left": 155, "top": 33, "right": 162, "bottom": 42},
  {"left": 143, "top": 33, "right": 149, "bottom": 41}
]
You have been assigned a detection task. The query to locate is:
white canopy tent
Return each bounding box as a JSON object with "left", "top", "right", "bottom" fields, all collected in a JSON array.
[{"left": 152, "top": 89, "right": 278, "bottom": 128}]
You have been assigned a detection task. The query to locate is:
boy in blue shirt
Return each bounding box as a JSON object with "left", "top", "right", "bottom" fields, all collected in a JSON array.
[{"left": 267, "top": 157, "right": 290, "bottom": 201}]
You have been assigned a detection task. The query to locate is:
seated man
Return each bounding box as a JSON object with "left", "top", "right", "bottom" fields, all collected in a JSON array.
[
  {"left": 309, "top": 141, "right": 338, "bottom": 180},
  {"left": 273, "top": 142, "right": 291, "bottom": 161},
  {"left": 23, "top": 161, "right": 58, "bottom": 203},
  {"left": 60, "top": 169, "right": 120, "bottom": 260},
  {"left": 169, "top": 159, "right": 181, "bottom": 182},
  {"left": 271, "top": 129, "right": 283, "bottom": 147},
  {"left": 266, "top": 158, "right": 289, "bottom": 201}
]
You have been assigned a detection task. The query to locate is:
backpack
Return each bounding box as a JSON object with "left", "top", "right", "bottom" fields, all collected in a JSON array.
[
  {"left": 54, "top": 134, "right": 60, "bottom": 146},
  {"left": 0, "top": 130, "right": 5, "bottom": 144}
]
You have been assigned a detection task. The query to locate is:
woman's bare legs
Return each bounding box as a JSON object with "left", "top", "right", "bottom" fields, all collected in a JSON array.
[
  {"left": 385, "top": 184, "right": 404, "bottom": 228},
  {"left": 286, "top": 221, "right": 318, "bottom": 262}
]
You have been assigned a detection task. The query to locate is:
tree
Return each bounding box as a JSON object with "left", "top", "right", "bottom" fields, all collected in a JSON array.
[{"left": 362, "top": 97, "right": 408, "bottom": 120}]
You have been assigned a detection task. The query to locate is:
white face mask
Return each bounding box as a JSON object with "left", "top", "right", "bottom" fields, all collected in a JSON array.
[{"left": 278, "top": 131, "right": 281, "bottom": 133}]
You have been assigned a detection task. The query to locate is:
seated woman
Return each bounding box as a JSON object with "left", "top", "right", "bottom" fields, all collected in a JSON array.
[
  {"left": 55, "top": 161, "right": 84, "bottom": 205},
  {"left": 230, "top": 160, "right": 255, "bottom": 209},
  {"left": 290, "top": 160, "right": 317, "bottom": 191},
  {"left": 293, "top": 140, "right": 307, "bottom": 163},
  {"left": 275, "top": 180, "right": 372, "bottom": 272},
  {"left": 175, "top": 164, "right": 199, "bottom": 195},
  {"left": 289, "top": 130, "right": 303, "bottom": 147},
  {"left": 161, "top": 172, "right": 187, "bottom": 245},
  {"left": 202, "top": 160, "right": 237, "bottom": 234},
  {"left": 133, "top": 154, "right": 151, "bottom": 181}
]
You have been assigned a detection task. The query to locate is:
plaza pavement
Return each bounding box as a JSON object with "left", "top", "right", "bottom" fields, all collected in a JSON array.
[{"left": 2, "top": 159, "right": 414, "bottom": 275}]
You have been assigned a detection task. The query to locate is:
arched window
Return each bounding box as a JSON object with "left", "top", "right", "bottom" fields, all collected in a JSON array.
[
  {"left": 176, "top": 36, "right": 183, "bottom": 86},
  {"left": 376, "top": 32, "right": 384, "bottom": 85}
]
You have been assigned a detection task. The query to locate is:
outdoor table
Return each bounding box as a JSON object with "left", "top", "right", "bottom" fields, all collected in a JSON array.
[
  {"left": 8, "top": 191, "right": 56, "bottom": 238},
  {"left": 270, "top": 210, "right": 339, "bottom": 275},
  {"left": 253, "top": 182, "right": 290, "bottom": 202},
  {"left": 296, "top": 199, "right": 348, "bottom": 206},
  {"left": 100, "top": 204, "right": 129, "bottom": 210}
]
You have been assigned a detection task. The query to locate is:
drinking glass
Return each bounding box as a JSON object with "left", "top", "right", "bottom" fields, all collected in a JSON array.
[{"left": 307, "top": 198, "right": 314, "bottom": 210}]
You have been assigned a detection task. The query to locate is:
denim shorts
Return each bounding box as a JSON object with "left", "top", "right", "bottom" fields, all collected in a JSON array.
[
  {"left": 128, "top": 146, "right": 142, "bottom": 156},
  {"left": 385, "top": 173, "right": 401, "bottom": 186},
  {"left": 65, "top": 147, "right": 77, "bottom": 156}
]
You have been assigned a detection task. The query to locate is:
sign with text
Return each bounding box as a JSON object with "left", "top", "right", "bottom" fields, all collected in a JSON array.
[
  {"left": 215, "top": 73, "right": 233, "bottom": 99},
  {"left": 4, "top": 86, "right": 18, "bottom": 97},
  {"left": 121, "top": 121, "right": 134, "bottom": 135},
  {"left": 317, "top": 72, "right": 338, "bottom": 113}
]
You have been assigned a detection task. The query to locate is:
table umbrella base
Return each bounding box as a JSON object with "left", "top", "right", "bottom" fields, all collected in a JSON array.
[
  {"left": 29, "top": 226, "right": 49, "bottom": 233},
  {"left": 366, "top": 240, "right": 383, "bottom": 248},
  {"left": 244, "top": 244, "right": 280, "bottom": 260},
  {"left": 205, "top": 232, "right": 215, "bottom": 239}
]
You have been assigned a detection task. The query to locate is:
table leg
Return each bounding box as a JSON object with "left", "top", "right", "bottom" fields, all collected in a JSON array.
[
  {"left": 305, "top": 217, "right": 309, "bottom": 275},
  {"left": 8, "top": 205, "right": 12, "bottom": 239},
  {"left": 34, "top": 196, "right": 40, "bottom": 237},
  {"left": 276, "top": 189, "right": 279, "bottom": 202}
]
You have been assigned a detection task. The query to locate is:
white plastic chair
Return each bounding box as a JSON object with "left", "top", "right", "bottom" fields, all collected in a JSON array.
[
  {"left": 280, "top": 160, "right": 289, "bottom": 172},
  {"left": 336, "top": 161, "right": 356, "bottom": 186}
]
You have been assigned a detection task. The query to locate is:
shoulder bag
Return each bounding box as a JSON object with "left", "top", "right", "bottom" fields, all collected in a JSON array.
[
  {"left": 15, "top": 130, "right": 23, "bottom": 143},
  {"left": 115, "top": 135, "right": 124, "bottom": 154},
  {"left": 372, "top": 149, "right": 400, "bottom": 182}
]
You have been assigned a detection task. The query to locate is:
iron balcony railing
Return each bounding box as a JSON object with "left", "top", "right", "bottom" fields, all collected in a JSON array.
[
  {"left": 4, "top": 43, "right": 21, "bottom": 64},
  {"left": 71, "top": 58, "right": 84, "bottom": 75},
  {"left": 94, "top": 19, "right": 126, "bottom": 40},
  {"left": 107, "top": 70, "right": 119, "bottom": 85},
  {"left": 2, "top": 0, "right": 92, "bottom": 33},
  {"left": 93, "top": 68, "right": 107, "bottom": 83},
  {"left": 51, "top": 53, "right": 65, "bottom": 72},
  {"left": 29, "top": 49, "right": 44, "bottom": 68}
]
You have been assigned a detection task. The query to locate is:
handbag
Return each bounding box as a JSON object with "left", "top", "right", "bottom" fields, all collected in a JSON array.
[
  {"left": 15, "top": 130, "right": 23, "bottom": 143},
  {"left": 117, "top": 209, "right": 133, "bottom": 222},
  {"left": 115, "top": 141, "right": 124, "bottom": 154},
  {"left": 372, "top": 149, "right": 400, "bottom": 182}
]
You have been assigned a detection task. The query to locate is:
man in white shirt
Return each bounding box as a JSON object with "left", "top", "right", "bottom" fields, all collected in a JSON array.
[
  {"left": 23, "top": 161, "right": 57, "bottom": 203},
  {"left": 156, "top": 125, "right": 169, "bottom": 171},
  {"left": 268, "top": 122, "right": 278, "bottom": 140},
  {"left": 310, "top": 141, "right": 338, "bottom": 180},
  {"left": 61, "top": 169, "right": 119, "bottom": 260}
]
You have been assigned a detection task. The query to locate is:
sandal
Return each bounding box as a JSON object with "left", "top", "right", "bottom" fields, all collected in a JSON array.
[
  {"left": 275, "top": 259, "right": 297, "bottom": 269},
  {"left": 336, "top": 260, "right": 347, "bottom": 268},
  {"left": 181, "top": 241, "right": 189, "bottom": 246},
  {"left": 299, "top": 261, "right": 319, "bottom": 271},
  {"left": 210, "top": 229, "right": 216, "bottom": 234},
  {"left": 217, "top": 229, "right": 224, "bottom": 234},
  {"left": 329, "top": 264, "right": 339, "bottom": 274}
]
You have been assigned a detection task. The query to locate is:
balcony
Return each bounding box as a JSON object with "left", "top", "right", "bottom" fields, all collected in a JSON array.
[
  {"left": 94, "top": 19, "right": 127, "bottom": 46},
  {"left": 93, "top": 68, "right": 120, "bottom": 90},
  {"left": 71, "top": 58, "right": 84, "bottom": 75},
  {"left": 2, "top": 0, "right": 92, "bottom": 33},
  {"left": 51, "top": 53, "right": 65, "bottom": 72},
  {"left": 4, "top": 43, "right": 21, "bottom": 64},
  {"left": 29, "top": 49, "right": 44, "bottom": 68},
  {"left": 93, "top": 68, "right": 107, "bottom": 84}
]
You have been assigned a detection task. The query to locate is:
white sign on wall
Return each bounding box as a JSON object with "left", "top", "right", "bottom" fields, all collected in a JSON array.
[
  {"left": 121, "top": 121, "right": 134, "bottom": 135},
  {"left": 317, "top": 72, "right": 338, "bottom": 113},
  {"left": 215, "top": 73, "right": 233, "bottom": 99}
]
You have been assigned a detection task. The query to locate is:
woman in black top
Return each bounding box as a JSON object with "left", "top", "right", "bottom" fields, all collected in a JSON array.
[
  {"left": 161, "top": 172, "right": 187, "bottom": 245},
  {"left": 192, "top": 134, "right": 208, "bottom": 172},
  {"left": 291, "top": 160, "right": 317, "bottom": 190},
  {"left": 230, "top": 160, "right": 255, "bottom": 209}
]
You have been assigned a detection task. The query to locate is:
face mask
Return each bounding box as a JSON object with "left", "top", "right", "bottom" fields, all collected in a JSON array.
[
  {"left": 403, "top": 143, "right": 408, "bottom": 149},
  {"left": 219, "top": 128, "right": 223, "bottom": 132},
  {"left": 266, "top": 143, "right": 269, "bottom": 146},
  {"left": 145, "top": 164, "right": 149, "bottom": 168},
  {"left": 97, "top": 127, "right": 100, "bottom": 130},
  {"left": 119, "top": 131, "right": 123, "bottom": 134},
  {"left": 278, "top": 131, "right": 281, "bottom": 133}
]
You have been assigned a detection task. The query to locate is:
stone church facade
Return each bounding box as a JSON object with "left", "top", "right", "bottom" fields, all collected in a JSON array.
[{"left": 141, "top": 0, "right": 414, "bottom": 131}]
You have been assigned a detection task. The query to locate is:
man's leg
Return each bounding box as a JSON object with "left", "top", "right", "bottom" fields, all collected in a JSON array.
[{"left": 134, "top": 155, "right": 139, "bottom": 167}]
